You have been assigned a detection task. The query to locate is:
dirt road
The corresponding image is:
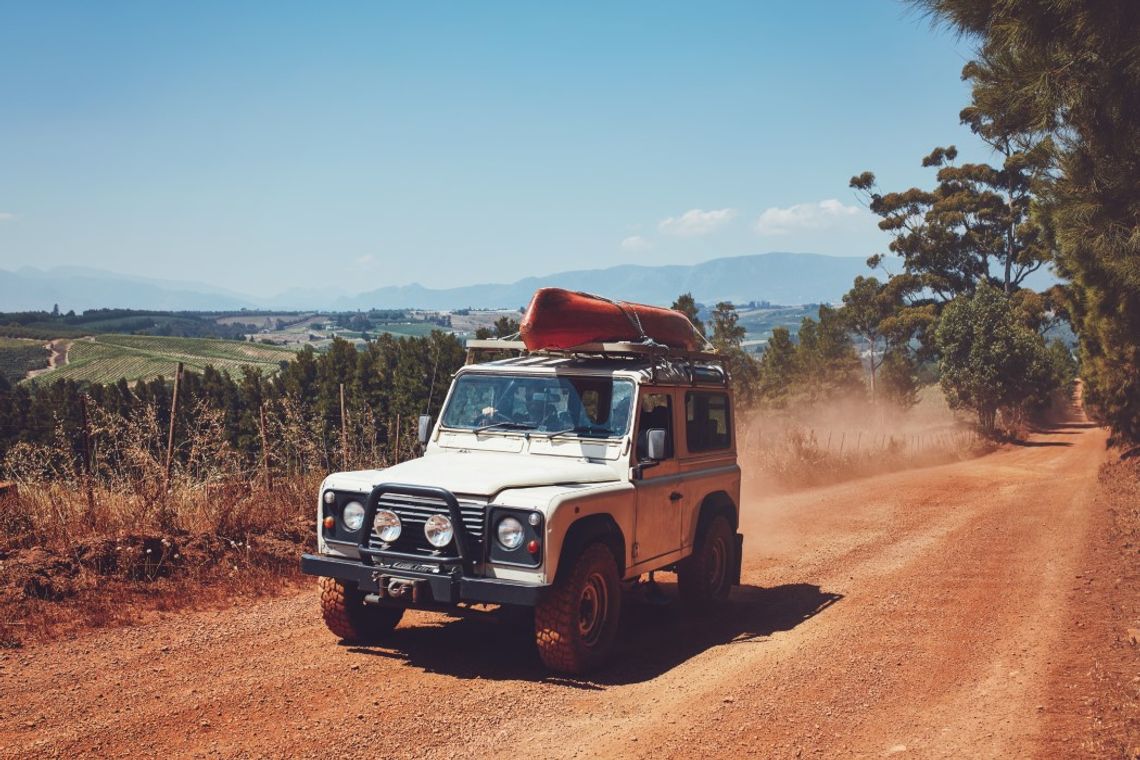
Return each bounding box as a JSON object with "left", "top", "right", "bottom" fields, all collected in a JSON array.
[{"left": 0, "top": 413, "right": 1123, "bottom": 758}]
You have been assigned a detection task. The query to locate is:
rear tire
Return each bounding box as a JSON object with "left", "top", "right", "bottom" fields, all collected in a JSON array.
[
  {"left": 535, "top": 542, "right": 623, "bottom": 674},
  {"left": 677, "top": 515, "right": 735, "bottom": 607},
  {"left": 319, "top": 577, "right": 404, "bottom": 643}
]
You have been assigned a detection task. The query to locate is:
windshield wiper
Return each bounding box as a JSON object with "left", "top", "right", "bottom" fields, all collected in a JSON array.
[
  {"left": 545, "top": 425, "right": 614, "bottom": 440},
  {"left": 473, "top": 421, "right": 537, "bottom": 435}
]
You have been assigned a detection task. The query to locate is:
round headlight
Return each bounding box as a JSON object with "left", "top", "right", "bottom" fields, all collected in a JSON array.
[
  {"left": 373, "top": 509, "right": 402, "bottom": 543},
  {"left": 323, "top": 491, "right": 336, "bottom": 505},
  {"left": 424, "top": 514, "right": 454, "bottom": 548},
  {"left": 342, "top": 501, "right": 365, "bottom": 531},
  {"left": 497, "top": 517, "right": 525, "bottom": 550}
]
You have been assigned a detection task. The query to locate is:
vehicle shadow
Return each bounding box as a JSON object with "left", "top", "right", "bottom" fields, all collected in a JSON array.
[{"left": 347, "top": 582, "right": 842, "bottom": 687}]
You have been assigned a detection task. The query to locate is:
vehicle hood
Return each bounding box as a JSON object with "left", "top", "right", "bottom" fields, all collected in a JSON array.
[{"left": 324, "top": 451, "right": 620, "bottom": 498}]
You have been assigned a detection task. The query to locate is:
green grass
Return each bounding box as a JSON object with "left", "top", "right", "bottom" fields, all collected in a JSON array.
[
  {"left": 27, "top": 335, "right": 298, "bottom": 385},
  {"left": 0, "top": 338, "right": 50, "bottom": 384}
]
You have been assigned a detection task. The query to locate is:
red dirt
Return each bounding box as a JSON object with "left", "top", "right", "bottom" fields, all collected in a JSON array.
[{"left": 1, "top": 403, "right": 1136, "bottom": 758}]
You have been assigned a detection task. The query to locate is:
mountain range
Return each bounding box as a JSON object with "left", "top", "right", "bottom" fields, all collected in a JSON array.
[
  {"left": 5, "top": 252, "right": 1057, "bottom": 313},
  {"left": 0, "top": 253, "right": 880, "bottom": 312}
]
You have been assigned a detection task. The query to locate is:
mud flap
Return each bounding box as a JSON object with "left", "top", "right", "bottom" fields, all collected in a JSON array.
[{"left": 731, "top": 533, "right": 744, "bottom": 585}]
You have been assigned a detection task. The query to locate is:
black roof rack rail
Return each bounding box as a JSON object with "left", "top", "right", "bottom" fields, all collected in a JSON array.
[{"left": 463, "top": 338, "right": 729, "bottom": 386}]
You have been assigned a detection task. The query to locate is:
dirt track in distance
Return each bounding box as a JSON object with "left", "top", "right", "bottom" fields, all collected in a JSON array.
[{"left": 0, "top": 402, "right": 1129, "bottom": 759}]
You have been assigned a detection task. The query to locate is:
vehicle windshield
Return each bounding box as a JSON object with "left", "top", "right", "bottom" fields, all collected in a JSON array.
[{"left": 441, "top": 374, "right": 634, "bottom": 437}]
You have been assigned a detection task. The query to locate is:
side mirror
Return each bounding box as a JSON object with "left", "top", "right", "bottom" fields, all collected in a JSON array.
[
  {"left": 646, "top": 428, "right": 667, "bottom": 461},
  {"left": 417, "top": 414, "right": 433, "bottom": 445}
]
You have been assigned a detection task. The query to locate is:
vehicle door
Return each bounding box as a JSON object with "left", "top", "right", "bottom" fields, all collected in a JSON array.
[
  {"left": 677, "top": 389, "right": 739, "bottom": 550},
  {"left": 632, "top": 389, "right": 683, "bottom": 564}
]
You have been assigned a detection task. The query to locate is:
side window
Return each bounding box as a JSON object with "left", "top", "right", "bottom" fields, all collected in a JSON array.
[
  {"left": 636, "top": 392, "right": 674, "bottom": 460},
  {"left": 686, "top": 392, "right": 731, "bottom": 452}
]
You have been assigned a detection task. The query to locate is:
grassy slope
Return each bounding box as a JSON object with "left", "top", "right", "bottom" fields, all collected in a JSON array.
[{"left": 28, "top": 334, "right": 297, "bottom": 385}]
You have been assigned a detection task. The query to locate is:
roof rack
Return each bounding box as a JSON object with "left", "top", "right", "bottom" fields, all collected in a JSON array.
[
  {"left": 463, "top": 339, "right": 729, "bottom": 388},
  {"left": 464, "top": 338, "right": 722, "bottom": 364}
]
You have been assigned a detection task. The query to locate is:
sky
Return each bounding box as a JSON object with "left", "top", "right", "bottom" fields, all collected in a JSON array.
[{"left": 0, "top": 1, "right": 989, "bottom": 298}]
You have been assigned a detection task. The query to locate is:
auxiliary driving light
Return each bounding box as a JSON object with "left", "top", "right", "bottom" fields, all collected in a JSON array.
[
  {"left": 374, "top": 509, "right": 402, "bottom": 543},
  {"left": 497, "top": 517, "right": 525, "bottom": 550},
  {"left": 424, "top": 514, "right": 454, "bottom": 548},
  {"left": 323, "top": 491, "right": 336, "bottom": 505},
  {"left": 342, "top": 501, "right": 366, "bottom": 532}
]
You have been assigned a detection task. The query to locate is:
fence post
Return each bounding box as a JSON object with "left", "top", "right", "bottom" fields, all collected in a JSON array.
[
  {"left": 258, "top": 402, "right": 273, "bottom": 491},
  {"left": 78, "top": 393, "right": 96, "bottom": 523},
  {"left": 163, "top": 362, "right": 183, "bottom": 493},
  {"left": 339, "top": 383, "right": 349, "bottom": 469}
]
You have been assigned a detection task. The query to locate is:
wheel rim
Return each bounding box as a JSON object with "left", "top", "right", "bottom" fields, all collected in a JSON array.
[
  {"left": 578, "top": 571, "right": 609, "bottom": 647},
  {"left": 706, "top": 535, "right": 727, "bottom": 589}
]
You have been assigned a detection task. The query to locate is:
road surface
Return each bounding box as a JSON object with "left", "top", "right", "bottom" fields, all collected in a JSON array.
[{"left": 0, "top": 410, "right": 1115, "bottom": 758}]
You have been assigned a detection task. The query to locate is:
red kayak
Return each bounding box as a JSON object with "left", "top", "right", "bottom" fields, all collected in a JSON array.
[{"left": 519, "top": 288, "right": 705, "bottom": 352}]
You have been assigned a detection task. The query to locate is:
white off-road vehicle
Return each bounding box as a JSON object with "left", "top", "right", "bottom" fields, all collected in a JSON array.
[{"left": 301, "top": 339, "right": 742, "bottom": 673}]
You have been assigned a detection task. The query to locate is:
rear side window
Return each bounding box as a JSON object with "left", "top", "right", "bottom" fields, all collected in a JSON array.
[{"left": 685, "top": 392, "right": 731, "bottom": 452}]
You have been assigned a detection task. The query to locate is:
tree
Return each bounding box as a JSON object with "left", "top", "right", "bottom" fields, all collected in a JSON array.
[
  {"left": 493, "top": 316, "right": 520, "bottom": 338},
  {"left": 911, "top": 0, "right": 1140, "bottom": 444},
  {"left": 755, "top": 328, "right": 796, "bottom": 408},
  {"left": 840, "top": 275, "right": 930, "bottom": 404},
  {"left": 671, "top": 292, "right": 706, "bottom": 337},
  {"left": 935, "top": 283, "right": 1055, "bottom": 433},
  {"left": 851, "top": 139, "right": 1051, "bottom": 300},
  {"left": 795, "top": 306, "right": 864, "bottom": 403},
  {"left": 710, "top": 302, "right": 758, "bottom": 405}
]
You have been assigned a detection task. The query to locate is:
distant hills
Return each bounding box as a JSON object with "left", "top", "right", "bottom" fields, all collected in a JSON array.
[
  {"left": 333, "top": 253, "right": 874, "bottom": 310},
  {"left": 0, "top": 266, "right": 260, "bottom": 312},
  {"left": 2, "top": 253, "right": 883, "bottom": 312}
]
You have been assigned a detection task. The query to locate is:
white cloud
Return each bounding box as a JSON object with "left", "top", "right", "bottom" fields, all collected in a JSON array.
[
  {"left": 754, "top": 199, "right": 860, "bottom": 236},
  {"left": 355, "top": 254, "right": 376, "bottom": 268},
  {"left": 658, "top": 208, "right": 736, "bottom": 237},
  {"left": 0, "top": 212, "right": 16, "bottom": 222},
  {"left": 620, "top": 235, "right": 652, "bottom": 251}
]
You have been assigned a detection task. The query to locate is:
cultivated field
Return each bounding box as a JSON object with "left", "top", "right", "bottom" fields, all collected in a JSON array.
[
  {"left": 26, "top": 334, "right": 297, "bottom": 385},
  {"left": 0, "top": 337, "right": 50, "bottom": 384}
]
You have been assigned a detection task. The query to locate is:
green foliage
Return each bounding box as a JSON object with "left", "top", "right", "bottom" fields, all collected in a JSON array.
[
  {"left": 912, "top": 0, "right": 1140, "bottom": 443},
  {"left": 709, "top": 302, "right": 759, "bottom": 405},
  {"left": 935, "top": 284, "right": 1057, "bottom": 432},
  {"left": 493, "top": 316, "right": 520, "bottom": 338},
  {"left": 0, "top": 331, "right": 467, "bottom": 478},
  {"left": 752, "top": 306, "right": 867, "bottom": 409},
  {"left": 851, "top": 136, "right": 1052, "bottom": 300},
  {"left": 670, "top": 292, "right": 706, "bottom": 337},
  {"left": 756, "top": 327, "right": 797, "bottom": 408},
  {"left": 795, "top": 306, "right": 864, "bottom": 403}
]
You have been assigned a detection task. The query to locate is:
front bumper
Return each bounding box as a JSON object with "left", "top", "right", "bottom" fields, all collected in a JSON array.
[{"left": 301, "top": 553, "right": 543, "bottom": 607}]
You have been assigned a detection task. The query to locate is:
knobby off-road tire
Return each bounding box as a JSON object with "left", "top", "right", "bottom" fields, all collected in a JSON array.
[
  {"left": 677, "top": 515, "right": 735, "bottom": 607},
  {"left": 534, "top": 542, "right": 623, "bottom": 674},
  {"left": 318, "top": 577, "right": 404, "bottom": 643}
]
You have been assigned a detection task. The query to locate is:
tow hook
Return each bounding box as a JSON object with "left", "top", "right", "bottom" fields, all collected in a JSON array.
[{"left": 387, "top": 578, "right": 413, "bottom": 598}]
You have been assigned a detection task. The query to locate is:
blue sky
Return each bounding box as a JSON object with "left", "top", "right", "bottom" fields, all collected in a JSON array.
[{"left": 0, "top": 1, "right": 987, "bottom": 297}]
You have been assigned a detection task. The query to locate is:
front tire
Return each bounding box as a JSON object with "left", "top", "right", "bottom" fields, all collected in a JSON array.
[
  {"left": 319, "top": 577, "right": 404, "bottom": 643},
  {"left": 535, "top": 542, "right": 623, "bottom": 674},
  {"left": 677, "top": 515, "right": 735, "bottom": 607}
]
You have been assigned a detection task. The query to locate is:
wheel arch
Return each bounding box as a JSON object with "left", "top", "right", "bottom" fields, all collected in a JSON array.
[
  {"left": 552, "top": 514, "right": 626, "bottom": 584},
  {"left": 696, "top": 490, "right": 738, "bottom": 533}
]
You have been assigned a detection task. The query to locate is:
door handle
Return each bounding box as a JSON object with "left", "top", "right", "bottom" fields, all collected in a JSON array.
[{"left": 669, "top": 491, "right": 683, "bottom": 502}]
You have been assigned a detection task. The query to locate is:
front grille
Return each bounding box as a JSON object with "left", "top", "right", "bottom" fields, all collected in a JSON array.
[{"left": 368, "top": 492, "right": 486, "bottom": 557}]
